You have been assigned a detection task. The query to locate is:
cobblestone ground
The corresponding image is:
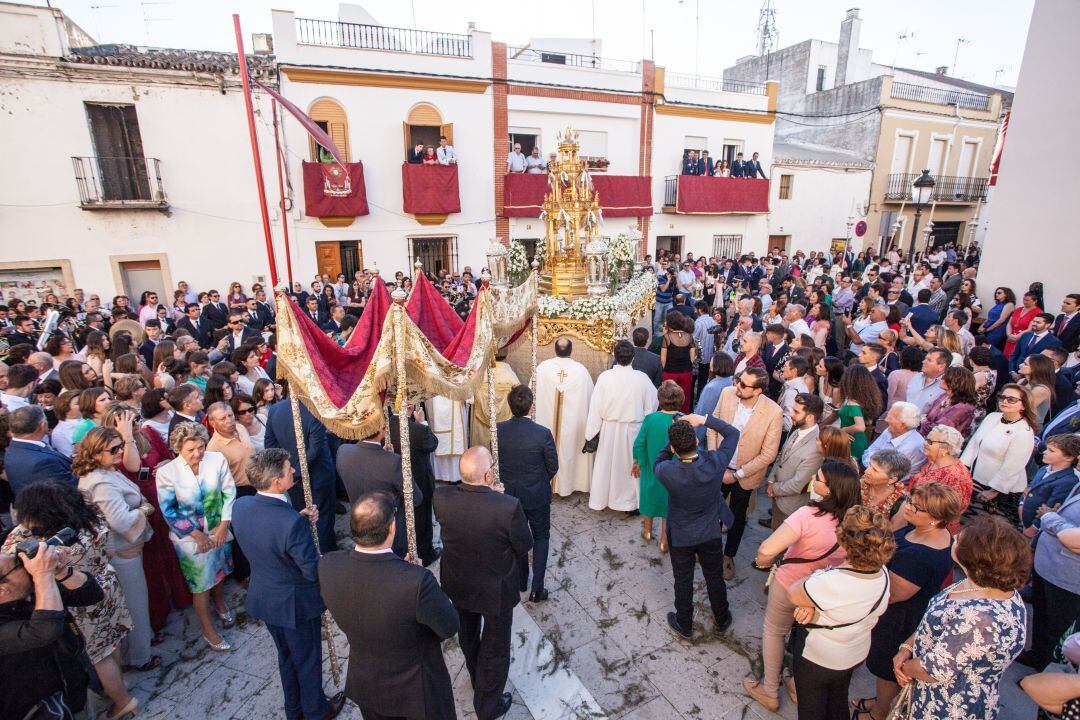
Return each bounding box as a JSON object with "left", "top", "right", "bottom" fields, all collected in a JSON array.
[{"left": 119, "top": 491, "right": 1039, "bottom": 720}]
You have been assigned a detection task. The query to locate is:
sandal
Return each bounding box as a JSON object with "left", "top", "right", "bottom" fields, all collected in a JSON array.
[{"left": 850, "top": 697, "right": 875, "bottom": 720}]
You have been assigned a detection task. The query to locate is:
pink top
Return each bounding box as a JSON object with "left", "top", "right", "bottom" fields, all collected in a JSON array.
[{"left": 775, "top": 505, "right": 846, "bottom": 588}]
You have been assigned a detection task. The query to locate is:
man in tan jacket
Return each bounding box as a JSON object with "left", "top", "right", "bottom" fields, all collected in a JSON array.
[{"left": 707, "top": 366, "right": 783, "bottom": 579}]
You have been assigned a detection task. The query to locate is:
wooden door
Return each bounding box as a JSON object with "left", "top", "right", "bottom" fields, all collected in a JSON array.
[
  {"left": 314, "top": 242, "right": 342, "bottom": 279},
  {"left": 86, "top": 103, "right": 150, "bottom": 201}
]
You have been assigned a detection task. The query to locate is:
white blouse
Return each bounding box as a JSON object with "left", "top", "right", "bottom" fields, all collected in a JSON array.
[{"left": 960, "top": 412, "right": 1035, "bottom": 493}]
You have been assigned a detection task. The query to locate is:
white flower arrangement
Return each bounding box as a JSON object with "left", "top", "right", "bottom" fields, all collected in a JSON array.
[
  {"left": 610, "top": 234, "right": 635, "bottom": 265},
  {"left": 507, "top": 240, "right": 529, "bottom": 275},
  {"left": 538, "top": 271, "right": 656, "bottom": 320}
]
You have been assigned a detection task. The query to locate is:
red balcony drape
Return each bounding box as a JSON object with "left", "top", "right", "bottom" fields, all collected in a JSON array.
[
  {"left": 503, "top": 173, "right": 652, "bottom": 217},
  {"left": 675, "top": 176, "right": 769, "bottom": 214},
  {"left": 302, "top": 161, "right": 370, "bottom": 217},
  {"left": 402, "top": 163, "right": 461, "bottom": 214}
]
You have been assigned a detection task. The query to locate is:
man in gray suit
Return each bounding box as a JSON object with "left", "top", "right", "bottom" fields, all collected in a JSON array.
[{"left": 764, "top": 393, "right": 825, "bottom": 528}]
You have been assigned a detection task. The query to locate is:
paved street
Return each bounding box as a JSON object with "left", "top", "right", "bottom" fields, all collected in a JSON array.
[{"left": 122, "top": 491, "right": 1040, "bottom": 720}]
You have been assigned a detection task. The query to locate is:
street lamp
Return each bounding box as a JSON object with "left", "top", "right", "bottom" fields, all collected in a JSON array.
[{"left": 908, "top": 170, "right": 936, "bottom": 262}]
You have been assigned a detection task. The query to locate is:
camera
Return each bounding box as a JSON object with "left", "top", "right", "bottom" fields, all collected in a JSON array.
[{"left": 15, "top": 527, "right": 77, "bottom": 560}]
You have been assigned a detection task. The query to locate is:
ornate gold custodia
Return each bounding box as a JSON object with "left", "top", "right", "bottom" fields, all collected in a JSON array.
[{"left": 539, "top": 128, "right": 602, "bottom": 300}]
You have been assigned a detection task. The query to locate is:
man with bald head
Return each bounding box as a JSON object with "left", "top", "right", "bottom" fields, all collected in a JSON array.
[
  {"left": 434, "top": 446, "right": 533, "bottom": 719},
  {"left": 27, "top": 351, "right": 58, "bottom": 385},
  {"left": 842, "top": 304, "right": 889, "bottom": 353}
]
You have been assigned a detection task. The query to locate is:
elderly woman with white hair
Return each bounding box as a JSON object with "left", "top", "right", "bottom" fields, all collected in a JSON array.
[
  {"left": 860, "top": 401, "right": 926, "bottom": 474},
  {"left": 156, "top": 421, "right": 237, "bottom": 651},
  {"left": 903, "top": 424, "right": 973, "bottom": 533},
  {"left": 861, "top": 448, "right": 911, "bottom": 523}
]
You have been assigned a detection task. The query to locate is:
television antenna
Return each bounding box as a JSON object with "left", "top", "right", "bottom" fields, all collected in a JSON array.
[
  {"left": 756, "top": 0, "right": 778, "bottom": 79},
  {"left": 952, "top": 37, "right": 971, "bottom": 77}
]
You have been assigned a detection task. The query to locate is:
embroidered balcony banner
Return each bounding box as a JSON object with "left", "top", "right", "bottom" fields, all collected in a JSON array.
[{"left": 302, "top": 161, "right": 370, "bottom": 217}]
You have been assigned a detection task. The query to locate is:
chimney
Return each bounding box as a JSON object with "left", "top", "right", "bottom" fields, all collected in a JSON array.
[
  {"left": 835, "top": 8, "right": 861, "bottom": 87},
  {"left": 935, "top": 65, "right": 949, "bottom": 76},
  {"left": 251, "top": 33, "right": 273, "bottom": 55}
]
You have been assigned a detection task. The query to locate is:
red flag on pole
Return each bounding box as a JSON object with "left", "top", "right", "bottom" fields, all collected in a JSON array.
[
  {"left": 989, "top": 111, "right": 1009, "bottom": 187},
  {"left": 255, "top": 80, "right": 345, "bottom": 169}
]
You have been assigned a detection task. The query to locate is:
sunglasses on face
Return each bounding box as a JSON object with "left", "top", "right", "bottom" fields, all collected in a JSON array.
[
  {"left": 235, "top": 406, "right": 256, "bottom": 416},
  {"left": 999, "top": 395, "right": 1023, "bottom": 404},
  {"left": 108, "top": 444, "right": 124, "bottom": 454}
]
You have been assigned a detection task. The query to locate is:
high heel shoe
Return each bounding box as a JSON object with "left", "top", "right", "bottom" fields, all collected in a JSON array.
[
  {"left": 204, "top": 634, "right": 233, "bottom": 652},
  {"left": 216, "top": 607, "right": 235, "bottom": 628},
  {"left": 641, "top": 528, "right": 653, "bottom": 542},
  {"left": 641, "top": 518, "right": 653, "bottom": 542},
  {"left": 659, "top": 536, "right": 669, "bottom": 553}
]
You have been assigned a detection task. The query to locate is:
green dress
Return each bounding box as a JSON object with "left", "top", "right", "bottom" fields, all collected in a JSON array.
[
  {"left": 839, "top": 402, "right": 869, "bottom": 461},
  {"left": 633, "top": 411, "right": 678, "bottom": 518}
]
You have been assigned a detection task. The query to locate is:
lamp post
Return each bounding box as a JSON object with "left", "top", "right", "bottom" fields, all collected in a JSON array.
[{"left": 908, "top": 170, "right": 936, "bottom": 263}]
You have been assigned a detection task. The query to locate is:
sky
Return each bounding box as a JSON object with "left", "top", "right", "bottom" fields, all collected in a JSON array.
[{"left": 37, "top": 0, "right": 1033, "bottom": 88}]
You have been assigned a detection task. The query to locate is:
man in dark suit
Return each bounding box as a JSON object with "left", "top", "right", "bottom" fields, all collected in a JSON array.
[
  {"left": 336, "top": 428, "right": 422, "bottom": 560},
  {"left": 907, "top": 289, "right": 940, "bottom": 337},
  {"left": 761, "top": 324, "right": 790, "bottom": 400},
  {"left": 231, "top": 449, "right": 346, "bottom": 720},
  {"left": 167, "top": 384, "right": 205, "bottom": 438},
  {"left": 245, "top": 298, "right": 269, "bottom": 333},
  {"left": 699, "top": 150, "right": 714, "bottom": 176},
  {"left": 940, "top": 263, "right": 963, "bottom": 303},
  {"left": 730, "top": 152, "right": 748, "bottom": 178},
  {"left": 320, "top": 307, "right": 347, "bottom": 335},
  {"left": 1052, "top": 293, "right": 1080, "bottom": 353},
  {"left": 1010, "top": 313, "right": 1063, "bottom": 373},
  {"left": 176, "top": 302, "right": 213, "bottom": 348},
  {"left": 496, "top": 385, "right": 558, "bottom": 601},
  {"left": 407, "top": 142, "right": 426, "bottom": 164},
  {"left": 860, "top": 343, "right": 890, "bottom": 410},
  {"left": 4, "top": 405, "right": 75, "bottom": 495},
  {"left": 629, "top": 327, "right": 663, "bottom": 387},
  {"left": 389, "top": 408, "right": 441, "bottom": 566},
  {"left": 681, "top": 150, "right": 701, "bottom": 176},
  {"left": 435, "top": 446, "right": 533, "bottom": 720},
  {"left": 301, "top": 296, "right": 329, "bottom": 328},
  {"left": 216, "top": 311, "right": 262, "bottom": 357},
  {"left": 265, "top": 398, "right": 339, "bottom": 552},
  {"left": 203, "top": 289, "right": 230, "bottom": 330},
  {"left": 138, "top": 320, "right": 162, "bottom": 368},
  {"left": 746, "top": 151, "right": 767, "bottom": 179},
  {"left": 320, "top": 491, "right": 459, "bottom": 720},
  {"left": 654, "top": 413, "right": 740, "bottom": 638},
  {"left": 4, "top": 315, "right": 37, "bottom": 348},
  {"left": 1042, "top": 347, "right": 1079, "bottom": 418}
]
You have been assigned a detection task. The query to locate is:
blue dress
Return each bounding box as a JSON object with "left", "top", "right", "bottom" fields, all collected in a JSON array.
[
  {"left": 984, "top": 301, "right": 1008, "bottom": 347},
  {"left": 910, "top": 585, "right": 1026, "bottom": 719}
]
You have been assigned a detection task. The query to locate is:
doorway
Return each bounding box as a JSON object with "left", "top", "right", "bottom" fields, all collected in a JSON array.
[
  {"left": 118, "top": 259, "right": 164, "bottom": 301},
  {"left": 768, "top": 235, "right": 791, "bottom": 254},
  {"left": 654, "top": 235, "right": 683, "bottom": 262},
  {"left": 928, "top": 221, "right": 961, "bottom": 251},
  {"left": 315, "top": 241, "right": 364, "bottom": 280}
]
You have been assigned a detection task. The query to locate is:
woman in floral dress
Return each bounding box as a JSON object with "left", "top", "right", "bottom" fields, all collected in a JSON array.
[
  {"left": 3, "top": 481, "right": 139, "bottom": 720},
  {"left": 892, "top": 516, "right": 1029, "bottom": 720},
  {"left": 156, "top": 421, "right": 236, "bottom": 650}
]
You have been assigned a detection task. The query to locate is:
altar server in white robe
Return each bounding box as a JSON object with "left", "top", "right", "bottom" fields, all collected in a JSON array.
[
  {"left": 586, "top": 340, "right": 658, "bottom": 511},
  {"left": 535, "top": 338, "right": 595, "bottom": 497},
  {"left": 429, "top": 395, "right": 467, "bottom": 483}
]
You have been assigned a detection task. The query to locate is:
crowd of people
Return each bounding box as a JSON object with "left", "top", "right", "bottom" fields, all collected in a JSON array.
[
  {"left": 1, "top": 238, "right": 1079, "bottom": 720},
  {"left": 681, "top": 149, "right": 768, "bottom": 178}
]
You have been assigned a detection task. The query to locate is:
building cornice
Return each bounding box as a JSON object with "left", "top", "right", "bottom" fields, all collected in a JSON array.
[
  {"left": 280, "top": 66, "right": 489, "bottom": 94},
  {"left": 655, "top": 103, "right": 775, "bottom": 125}
]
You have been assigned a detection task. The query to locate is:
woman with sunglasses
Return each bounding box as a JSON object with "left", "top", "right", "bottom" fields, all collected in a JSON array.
[
  {"left": 961, "top": 384, "right": 1038, "bottom": 515},
  {"left": 231, "top": 393, "right": 266, "bottom": 451},
  {"left": 905, "top": 424, "right": 973, "bottom": 534},
  {"left": 2, "top": 481, "right": 139, "bottom": 720},
  {"left": 75, "top": 425, "right": 160, "bottom": 677},
  {"left": 982, "top": 287, "right": 1016, "bottom": 350}
]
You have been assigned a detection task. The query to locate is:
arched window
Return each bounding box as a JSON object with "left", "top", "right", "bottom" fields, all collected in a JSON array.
[
  {"left": 308, "top": 98, "right": 350, "bottom": 163},
  {"left": 403, "top": 102, "right": 452, "bottom": 159}
]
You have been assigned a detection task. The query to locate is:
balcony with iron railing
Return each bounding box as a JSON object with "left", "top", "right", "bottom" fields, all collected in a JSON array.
[
  {"left": 664, "top": 72, "right": 767, "bottom": 96},
  {"left": 72, "top": 156, "right": 167, "bottom": 210},
  {"left": 295, "top": 17, "right": 472, "bottom": 57},
  {"left": 889, "top": 81, "right": 990, "bottom": 111},
  {"left": 506, "top": 45, "right": 640, "bottom": 74},
  {"left": 883, "top": 173, "right": 989, "bottom": 203}
]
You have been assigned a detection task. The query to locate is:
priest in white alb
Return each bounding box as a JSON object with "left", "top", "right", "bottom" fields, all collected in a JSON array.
[
  {"left": 535, "top": 338, "right": 595, "bottom": 497},
  {"left": 586, "top": 340, "right": 658, "bottom": 511},
  {"left": 428, "top": 395, "right": 467, "bottom": 483}
]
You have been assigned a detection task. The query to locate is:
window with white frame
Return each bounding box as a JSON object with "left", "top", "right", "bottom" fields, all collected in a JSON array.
[
  {"left": 684, "top": 136, "right": 708, "bottom": 154},
  {"left": 721, "top": 140, "right": 744, "bottom": 165},
  {"left": 577, "top": 130, "right": 609, "bottom": 171},
  {"left": 713, "top": 234, "right": 743, "bottom": 259}
]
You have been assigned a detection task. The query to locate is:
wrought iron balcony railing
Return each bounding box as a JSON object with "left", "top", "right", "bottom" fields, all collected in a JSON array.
[
  {"left": 664, "top": 72, "right": 766, "bottom": 96},
  {"left": 72, "top": 156, "right": 167, "bottom": 209},
  {"left": 295, "top": 17, "right": 472, "bottom": 58},
  {"left": 506, "top": 45, "right": 640, "bottom": 73},
  {"left": 883, "top": 173, "right": 989, "bottom": 203}
]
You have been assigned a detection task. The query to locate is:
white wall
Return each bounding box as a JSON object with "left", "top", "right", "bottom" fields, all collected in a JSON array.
[
  {"left": 767, "top": 164, "right": 872, "bottom": 256},
  {"left": 0, "top": 65, "right": 281, "bottom": 299},
  {"left": 507, "top": 99, "right": 640, "bottom": 174},
  {"left": 976, "top": 0, "right": 1079, "bottom": 312}
]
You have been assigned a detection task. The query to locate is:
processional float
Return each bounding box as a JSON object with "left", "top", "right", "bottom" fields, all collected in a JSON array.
[{"left": 272, "top": 128, "right": 656, "bottom": 680}]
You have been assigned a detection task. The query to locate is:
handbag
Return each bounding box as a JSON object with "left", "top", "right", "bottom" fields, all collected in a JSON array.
[
  {"left": 884, "top": 683, "right": 914, "bottom": 720},
  {"left": 581, "top": 433, "right": 600, "bottom": 454},
  {"left": 757, "top": 542, "right": 840, "bottom": 589}
]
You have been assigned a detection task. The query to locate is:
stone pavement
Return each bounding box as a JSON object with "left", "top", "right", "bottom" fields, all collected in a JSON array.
[{"left": 125, "top": 491, "right": 1041, "bottom": 720}]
